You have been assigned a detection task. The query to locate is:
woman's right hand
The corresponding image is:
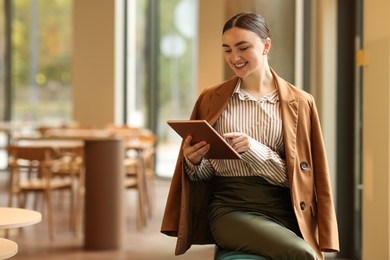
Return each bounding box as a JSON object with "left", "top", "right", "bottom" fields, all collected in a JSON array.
[{"left": 183, "top": 135, "right": 210, "bottom": 165}]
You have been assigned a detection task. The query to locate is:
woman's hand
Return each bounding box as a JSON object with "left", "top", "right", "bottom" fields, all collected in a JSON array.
[
  {"left": 223, "top": 132, "right": 251, "bottom": 153},
  {"left": 183, "top": 135, "right": 210, "bottom": 165}
]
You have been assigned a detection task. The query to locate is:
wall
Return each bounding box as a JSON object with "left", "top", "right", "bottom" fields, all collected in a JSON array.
[
  {"left": 72, "top": 0, "right": 115, "bottom": 127},
  {"left": 362, "top": 0, "right": 390, "bottom": 258},
  {"left": 197, "top": 0, "right": 225, "bottom": 92}
]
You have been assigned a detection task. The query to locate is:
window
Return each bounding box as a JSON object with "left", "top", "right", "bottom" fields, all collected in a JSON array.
[
  {"left": 11, "top": 0, "right": 73, "bottom": 123},
  {"left": 129, "top": 0, "right": 198, "bottom": 177},
  {"left": 0, "top": 0, "right": 73, "bottom": 169}
]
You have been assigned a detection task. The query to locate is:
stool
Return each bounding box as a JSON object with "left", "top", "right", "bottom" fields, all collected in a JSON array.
[{"left": 215, "top": 246, "right": 268, "bottom": 260}]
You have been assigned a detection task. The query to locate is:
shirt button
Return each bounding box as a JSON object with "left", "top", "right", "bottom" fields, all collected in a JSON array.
[
  {"left": 300, "top": 201, "right": 306, "bottom": 211},
  {"left": 300, "top": 162, "right": 309, "bottom": 171}
]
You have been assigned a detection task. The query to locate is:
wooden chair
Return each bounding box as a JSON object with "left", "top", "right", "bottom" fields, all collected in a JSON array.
[
  {"left": 137, "top": 132, "right": 157, "bottom": 217},
  {"left": 37, "top": 123, "right": 92, "bottom": 137},
  {"left": 7, "top": 145, "right": 75, "bottom": 240},
  {"left": 106, "top": 124, "right": 156, "bottom": 229},
  {"left": 123, "top": 156, "right": 148, "bottom": 229},
  {"left": 50, "top": 145, "right": 85, "bottom": 236}
]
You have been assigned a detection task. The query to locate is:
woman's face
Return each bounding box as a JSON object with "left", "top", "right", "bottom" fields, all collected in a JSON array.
[{"left": 222, "top": 27, "right": 270, "bottom": 79}]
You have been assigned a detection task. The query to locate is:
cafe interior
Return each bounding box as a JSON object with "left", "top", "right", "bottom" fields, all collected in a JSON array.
[{"left": 0, "top": 0, "right": 389, "bottom": 259}]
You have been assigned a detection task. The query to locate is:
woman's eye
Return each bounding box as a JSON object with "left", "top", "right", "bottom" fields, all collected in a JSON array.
[
  {"left": 224, "top": 49, "right": 232, "bottom": 53},
  {"left": 239, "top": 47, "right": 249, "bottom": 51}
]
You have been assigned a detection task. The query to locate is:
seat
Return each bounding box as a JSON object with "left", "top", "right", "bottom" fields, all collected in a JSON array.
[
  {"left": 50, "top": 145, "right": 85, "bottom": 236},
  {"left": 123, "top": 156, "right": 148, "bottom": 229},
  {"left": 106, "top": 124, "right": 146, "bottom": 229},
  {"left": 7, "top": 145, "right": 75, "bottom": 240},
  {"left": 137, "top": 132, "right": 157, "bottom": 217},
  {"left": 214, "top": 246, "right": 268, "bottom": 260},
  {"left": 106, "top": 124, "right": 156, "bottom": 229}
]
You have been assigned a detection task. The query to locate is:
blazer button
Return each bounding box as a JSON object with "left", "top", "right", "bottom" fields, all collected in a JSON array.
[
  {"left": 300, "top": 162, "right": 309, "bottom": 171},
  {"left": 300, "top": 201, "right": 306, "bottom": 211}
]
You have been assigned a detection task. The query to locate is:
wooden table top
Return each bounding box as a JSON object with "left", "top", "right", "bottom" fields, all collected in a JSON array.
[
  {"left": 0, "top": 238, "right": 18, "bottom": 259},
  {"left": 0, "top": 207, "right": 42, "bottom": 229}
]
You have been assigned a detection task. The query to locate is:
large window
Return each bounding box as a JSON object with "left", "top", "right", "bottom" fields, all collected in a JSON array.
[
  {"left": 11, "top": 0, "right": 73, "bottom": 123},
  {"left": 0, "top": 0, "right": 72, "bottom": 169},
  {"left": 129, "top": 0, "right": 198, "bottom": 177}
]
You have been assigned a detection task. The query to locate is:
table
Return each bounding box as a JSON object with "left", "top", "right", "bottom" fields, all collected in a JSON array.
[
  {"left": 0, "top": 238, "right": 18, "bottom": 259},
  {"left": 83, "top": 138, "right": 125, "bottom": 250},
  {"left": 0, "top": 207, "right": 41, "bottom": 259},
  {"left": 0, "top": 207, "right": 42, "bottom": 230},
  {"left": 44, "top": 128, "right": 111, "bottom": 139},
  {"left": 13, "top": 138, "right": 83, "bottom": 148}
]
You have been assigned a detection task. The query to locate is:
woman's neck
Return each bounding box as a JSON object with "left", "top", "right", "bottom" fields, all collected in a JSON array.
[{"left": 240, "top": 69, "right": 275, "bottom": 99}]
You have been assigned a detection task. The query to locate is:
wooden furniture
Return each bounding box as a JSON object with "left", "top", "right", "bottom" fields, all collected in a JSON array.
[
  {"left": 7, "top": 145, "right": 74, "bottom": 240},
  {"left": 0, "top": 207, "right": 42, "bottom": 229},
  {"left": 106, "top": 125, "right": 156, "bottom": 229},
  {"left": 0, "top": 207, "right": 42, "bottom": 259},
  {"left": 123, "top": 155, "right": 148, "bottom": 229},
  {"left": 0, "top": 238, "right": 18, "bottom": 259},
  {"left": 137, "top": 132, "right": 157, "bottom": 217},
  {"left": 83, "top": 138, "right": 125, "bottom": 250},
  {"left": 43, "top": 128, "right": 110, "bottom": 139},
  {"left": 10, "top": 139, "right": 85, "bottom": 236},
  {"left": 123, "top": 132, "right": 157, "bottom": 229}
]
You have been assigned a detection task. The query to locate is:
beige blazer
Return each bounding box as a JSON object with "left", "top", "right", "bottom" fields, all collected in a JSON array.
[{"left": 161, "top": 69, "right": 340, "bottom": 259}]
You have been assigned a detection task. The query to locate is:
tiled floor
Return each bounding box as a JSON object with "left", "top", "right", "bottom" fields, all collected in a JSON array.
[{"left": 0, "top": 175, "right": 214, "bottom": 260}]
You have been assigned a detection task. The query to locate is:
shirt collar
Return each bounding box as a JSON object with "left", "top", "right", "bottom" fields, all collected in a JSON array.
[{"left": 233, "top": 78, "right": 279, "bottom": 104}]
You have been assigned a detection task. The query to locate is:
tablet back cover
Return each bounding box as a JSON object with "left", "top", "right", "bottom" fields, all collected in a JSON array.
[{"left": 167, "top": 120, "right": 241, "bottom": 159}]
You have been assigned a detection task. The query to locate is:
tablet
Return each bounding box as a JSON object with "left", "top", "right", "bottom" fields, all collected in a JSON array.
[{"left": 167, "top": 120, "right": 241, "bottom": 159}]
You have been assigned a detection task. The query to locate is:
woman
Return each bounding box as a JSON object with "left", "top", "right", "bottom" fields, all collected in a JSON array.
[{"left": 161, "top": 12, "right": 339, "bottom": 259}]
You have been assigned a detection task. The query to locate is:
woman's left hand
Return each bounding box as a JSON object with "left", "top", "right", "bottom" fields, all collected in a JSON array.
[{"left": 223, "top": 132, "right": 251, "bottom": 153}]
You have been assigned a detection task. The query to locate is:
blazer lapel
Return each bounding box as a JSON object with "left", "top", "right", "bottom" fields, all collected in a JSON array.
[
  {"left": 206, "top": 77, "right": 239, "bottom": 125},
  {"left": 272, "top": 69, "right": 299, "bottom": 174}
]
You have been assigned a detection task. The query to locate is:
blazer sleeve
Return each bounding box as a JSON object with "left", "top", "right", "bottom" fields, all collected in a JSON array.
[
  {"left": 310, "top": 95, "right": 340, "bottom": 252},
  {"left": 161, "top": 89, "right": 215, "bottom": 255}
]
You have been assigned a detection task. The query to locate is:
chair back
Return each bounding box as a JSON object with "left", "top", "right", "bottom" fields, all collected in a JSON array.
[
  {"left": 7, "top": 145, "right": 58, "bottom": 188},
  {"left": 7, "top": 145, "right": 57, "bottom": 168}
]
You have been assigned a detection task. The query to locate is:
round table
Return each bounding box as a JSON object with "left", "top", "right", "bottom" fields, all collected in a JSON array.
[
  {"left": 0, "top": 207, "right": 42, "bottom": 229},
  {"left": 0, "top": 238, "right": 18, "bottom": 259}
]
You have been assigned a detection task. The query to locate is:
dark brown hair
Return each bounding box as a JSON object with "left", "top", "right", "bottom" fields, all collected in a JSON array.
[{"left": 222, "top": 12, "right": 271, "bottom": 40}]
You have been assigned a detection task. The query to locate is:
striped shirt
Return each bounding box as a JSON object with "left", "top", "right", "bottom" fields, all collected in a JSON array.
[{"left": 185, "top": 79, "right": 289, "bottom": 188}]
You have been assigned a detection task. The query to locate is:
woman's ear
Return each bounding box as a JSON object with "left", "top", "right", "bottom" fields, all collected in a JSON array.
[{"left": 263, "top": 37, "right": 271, "bottom": 55}]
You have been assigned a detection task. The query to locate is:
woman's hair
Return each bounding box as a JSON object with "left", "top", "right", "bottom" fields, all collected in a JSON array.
[{"left": 222, "top": 12, "right": 271, "bottom": 40}]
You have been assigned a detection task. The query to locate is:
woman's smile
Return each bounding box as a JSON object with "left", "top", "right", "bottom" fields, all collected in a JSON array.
[{"left": 234, "top": 62, "right": 248, "bottom": 69}]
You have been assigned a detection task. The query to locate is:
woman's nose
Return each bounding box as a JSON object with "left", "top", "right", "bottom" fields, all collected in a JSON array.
[{"left": 231, "top": 51, "right": 241, "bottom": 61}]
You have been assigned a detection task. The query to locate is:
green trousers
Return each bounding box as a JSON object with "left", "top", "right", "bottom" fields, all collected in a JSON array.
[{"left": 209, "top": 176, "right": 317, "bottom": 259}]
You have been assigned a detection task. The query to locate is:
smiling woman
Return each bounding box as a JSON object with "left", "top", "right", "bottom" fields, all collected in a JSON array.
[{"left": 161, "top": 12, "right": 339, "bottom": 260}]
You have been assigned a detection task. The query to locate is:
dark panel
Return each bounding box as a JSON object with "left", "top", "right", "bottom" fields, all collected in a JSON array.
[{"left": 336, "top": 0, "right": 356, "bottom": 258}]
